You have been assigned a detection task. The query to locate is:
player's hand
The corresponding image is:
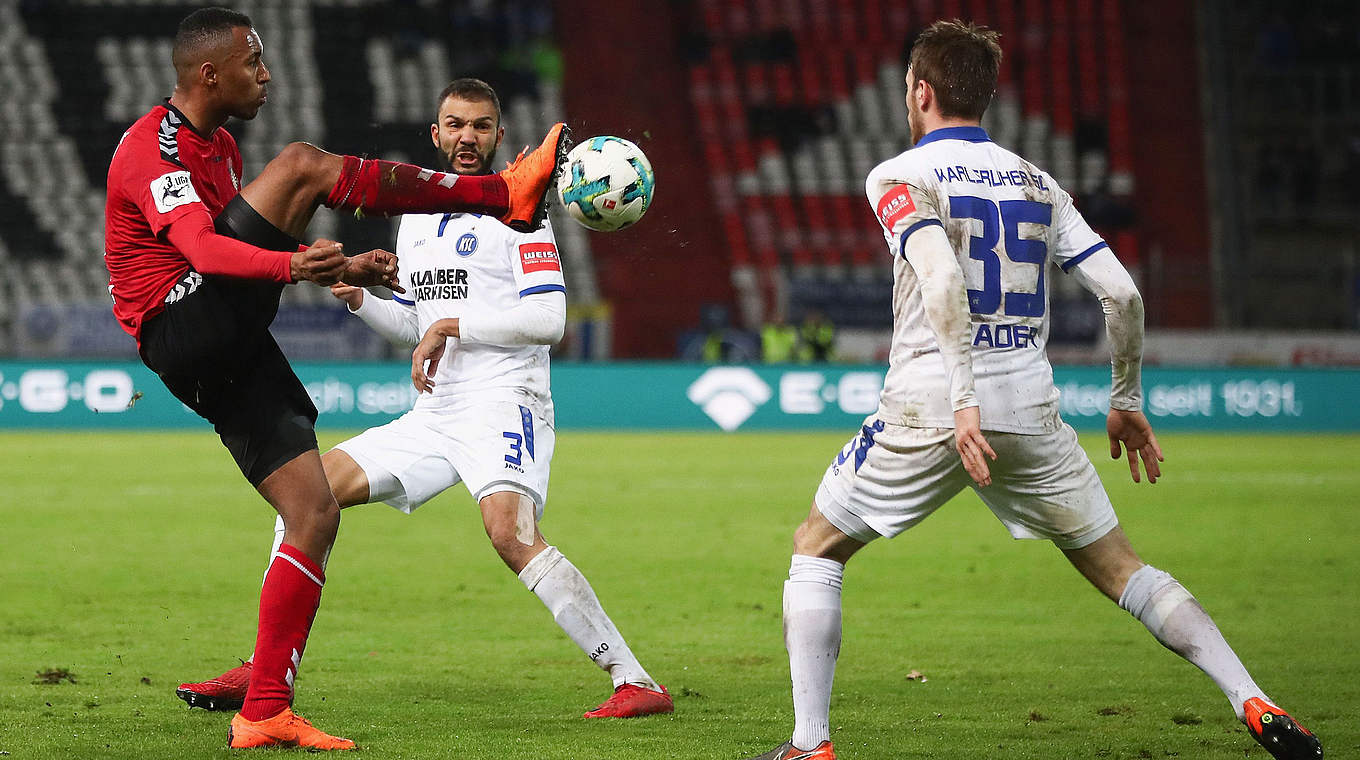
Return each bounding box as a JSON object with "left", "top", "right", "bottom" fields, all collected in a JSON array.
[
  {"left": 291, "top": 239, "right": 347, "bottom": 285},
  {"left": 411, "top": 319, "right": 460, "bottom": 394},
  {"left": 954, "top": 405, "right": 997, "bottom": 487},
  {"left": 1107, "top": 409, "right": 1163, "bottom": 484},
  {"left": 339, "top": 249, "right": 404, "bottom": 293},
  {"left": 329, "top": 283, "right": 364, "bottom": 310}
]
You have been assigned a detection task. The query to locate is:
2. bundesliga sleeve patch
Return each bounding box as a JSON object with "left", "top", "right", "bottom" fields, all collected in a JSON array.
[
  {"left": 875, "top": 183, "right": 917, "bottom": 231},
  {"left": 150, "top": 171, "right": 201, "bottom": 214},
  {"left": 519, "top": 242, "right": 562, "bottom": 273}
]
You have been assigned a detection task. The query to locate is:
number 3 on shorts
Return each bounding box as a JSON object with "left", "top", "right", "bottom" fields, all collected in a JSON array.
[
  {"left": 503, "top": 432, "right": 524, "bottom": 466},
  {"left": 502, "top": 406, "right": 536, "bottom": 467}
]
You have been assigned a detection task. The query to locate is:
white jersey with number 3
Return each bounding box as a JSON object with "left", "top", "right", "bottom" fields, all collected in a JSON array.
[
  {"left": 867, "top": 126, "right": 1107, "bottom": 433},
  {"left": 392, "top": 212, "right": 566, "bottom": 414}
]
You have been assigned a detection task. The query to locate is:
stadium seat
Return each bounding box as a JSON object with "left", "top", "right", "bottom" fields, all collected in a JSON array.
[{"left": 0, "top": 0, "right": 596, "bottom": 359}]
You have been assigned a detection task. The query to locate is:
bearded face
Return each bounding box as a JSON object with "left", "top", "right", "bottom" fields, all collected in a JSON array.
[{"left": 431, "top": 96, "right": 503, "bottom": 175}]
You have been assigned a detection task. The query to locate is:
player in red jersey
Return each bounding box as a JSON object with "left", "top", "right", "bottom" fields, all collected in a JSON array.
[{"left": 103, "top": 7, "right": 567, "bottom": 751}]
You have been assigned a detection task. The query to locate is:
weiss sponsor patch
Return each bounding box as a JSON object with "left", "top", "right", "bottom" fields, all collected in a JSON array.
[
  {"left": 875, "top": 183, "right": 917, "bottom": 231},
  {"left": 519, "top": 242, "right": 561, "bottom": 273},
  {"left": 150, "top": 171, "right": 201, "bottom": 214}
]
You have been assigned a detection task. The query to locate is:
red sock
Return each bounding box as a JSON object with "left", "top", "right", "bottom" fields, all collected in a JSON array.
[
  {"left": 324, "top": 156, "right": 509, "bottom": 217},
  {"left": 240, "top": 543, "right": 325, "bottom": 721}
]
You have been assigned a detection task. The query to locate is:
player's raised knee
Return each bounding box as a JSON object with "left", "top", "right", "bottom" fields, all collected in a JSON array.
[{"left": 265, "top": 142, "right": 335, "bottom": 184}]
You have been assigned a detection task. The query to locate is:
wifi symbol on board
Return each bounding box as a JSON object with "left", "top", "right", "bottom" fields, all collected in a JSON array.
[{"left": 686, "top": 367, "right": 773, "bottom": 431}]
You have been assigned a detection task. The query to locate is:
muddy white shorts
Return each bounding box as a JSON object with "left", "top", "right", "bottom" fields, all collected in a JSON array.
[
  {"left": 814, "top": 417, "right": 1117, "bottom": 550},
  {"left": 334, "top": 401, "right": 554, "bottom": 513}
]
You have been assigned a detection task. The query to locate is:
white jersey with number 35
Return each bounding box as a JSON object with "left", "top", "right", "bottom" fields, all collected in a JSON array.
[{"left": 866, "top": 126, "right": 1108, "bottom": 433}]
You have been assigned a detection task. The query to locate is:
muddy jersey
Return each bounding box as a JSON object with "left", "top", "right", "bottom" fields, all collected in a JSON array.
[
  {"left": 393, "top": 212, "right": 565, "bottom": 415},
  {"left": 866, "top": 126, "right": 1107, "bottom": 433}
]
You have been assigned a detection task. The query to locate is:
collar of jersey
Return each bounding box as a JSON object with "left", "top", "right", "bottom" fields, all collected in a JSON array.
[
  {"left": 913, "top": 125, "right": 991, "bottom": 148},
  {"left": 162, "top": 99, "right": 214, "bottom": 141}
]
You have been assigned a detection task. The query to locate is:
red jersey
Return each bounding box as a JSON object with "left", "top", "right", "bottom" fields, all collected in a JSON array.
[{"left": 104, "top": 101, "right": 292, "bottom": 340}]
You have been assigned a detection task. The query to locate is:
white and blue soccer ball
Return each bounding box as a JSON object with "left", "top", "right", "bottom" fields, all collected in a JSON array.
[{"left": 556, "top": 136, "right": 655, "bottom": 232}]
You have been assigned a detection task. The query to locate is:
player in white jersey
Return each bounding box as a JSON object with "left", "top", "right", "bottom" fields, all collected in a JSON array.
[
  {"left": 745, "top": 22, "right": 1321, "bottom": 760},
  {"left": 179, "top": 79, "right": 673, "bottom": 722}
]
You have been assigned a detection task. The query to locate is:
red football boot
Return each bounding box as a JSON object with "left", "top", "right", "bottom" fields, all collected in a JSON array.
[
  {"left": 582, "top": 683, "right": 674, "bottom": 718},
  {"left": 176, "top": 659, "right": 251, "bottom": 711}
]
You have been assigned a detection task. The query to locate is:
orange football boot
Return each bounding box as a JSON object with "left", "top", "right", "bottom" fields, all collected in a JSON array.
[
  {"left": 227, "top": 707, "right": 356, "bottom": 750},
  {"left": 496, "top": 122, "right": 571, "bottom": 232}
]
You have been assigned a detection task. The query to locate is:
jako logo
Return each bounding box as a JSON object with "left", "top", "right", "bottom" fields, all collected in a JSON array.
[{"left": 687, "top": 367, "right": 772, "bottom": 431}]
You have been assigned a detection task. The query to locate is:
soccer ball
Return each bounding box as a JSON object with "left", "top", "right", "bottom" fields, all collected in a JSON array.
[{"left": 556, "top": 136, "right": 655, "bottom": 231}]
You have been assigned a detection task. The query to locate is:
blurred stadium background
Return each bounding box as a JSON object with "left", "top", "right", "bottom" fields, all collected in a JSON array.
[
  {"left": 0, "top": 0, "right": 1357, "bottom": 431},
  {"left": 2, "top": 4, "right": 1356, "bottom": 757}
]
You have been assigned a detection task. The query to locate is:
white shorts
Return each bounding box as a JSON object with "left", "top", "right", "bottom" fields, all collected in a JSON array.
[
  {"left": 815, "top": 417, "right": 1117, "bottom": 550},
  {"left": 334, "top": 401, "right": 554, "bottom": 514}
]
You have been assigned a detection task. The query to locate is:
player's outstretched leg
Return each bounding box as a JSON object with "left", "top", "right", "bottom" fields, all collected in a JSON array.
[
  {"left": 1065, "top": 528, "right": 1322, "bottom": 757},
  {"left": 234, "top": 122, "right": 570, "bottom": 242},
  {"left": 323, "top": 120, "right": 568, "bottom": 231},
  {"left": 515, "top": 544, "right": 672, "bottom": 718},
  {"left": 481, "top": 489, "right": 670, "bottom": 718}
]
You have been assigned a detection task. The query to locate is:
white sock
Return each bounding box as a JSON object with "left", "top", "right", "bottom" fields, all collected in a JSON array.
[
  {"left": 518, "top": 546, "right": 658, "bottom": 690},
  {"left": 786, "top": 554, "right": 843, "bottom": 751},
  {"left": 1119, "top": 564, "right": 1264, "bottom": 720}
]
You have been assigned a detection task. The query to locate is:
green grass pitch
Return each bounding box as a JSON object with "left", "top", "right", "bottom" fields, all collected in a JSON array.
[{"left": 0, "top": 430, "right": 1355, "bottom": 759}]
